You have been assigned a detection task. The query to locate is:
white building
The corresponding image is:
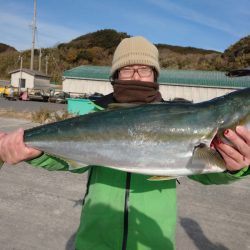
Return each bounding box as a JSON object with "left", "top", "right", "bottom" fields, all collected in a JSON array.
[
  {"left": 63, "top": 66, "right": 250, "bottom": 103},
  {"left": 9, "top": 68, "right": 51, "bottom": 91},
  {"left": 63, "top": 66, "right": 112, "bottom": 97}
]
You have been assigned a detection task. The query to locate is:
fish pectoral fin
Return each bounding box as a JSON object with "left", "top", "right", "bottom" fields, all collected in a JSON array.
[
  {"left": 148, "top": 176, "right": 177, "bottom": 181},
  {"left": 192, "top": 143, "right": 226, "bottom": 170}
]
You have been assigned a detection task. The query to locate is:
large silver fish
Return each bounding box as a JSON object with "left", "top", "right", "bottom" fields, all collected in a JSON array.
[{"left": 1, "top": 87, "right": 250, "bottom": 177}]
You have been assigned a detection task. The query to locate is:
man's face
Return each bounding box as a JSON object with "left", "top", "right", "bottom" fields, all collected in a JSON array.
[{"left": 118, "top": 64, "right": 154, "bottom": 82}]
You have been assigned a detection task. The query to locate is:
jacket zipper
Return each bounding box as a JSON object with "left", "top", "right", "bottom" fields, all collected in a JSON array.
[{"left": 122, "top": 172, "right": 131, "bottom": 250}]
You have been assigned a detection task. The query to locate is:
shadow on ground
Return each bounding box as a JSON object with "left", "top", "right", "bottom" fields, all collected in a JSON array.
[
  {"left": 66, "top": 232, "right": 77, "bottom": 250},
  {"left": 180, "top": 217, "right": 229, "bottom": 250}
]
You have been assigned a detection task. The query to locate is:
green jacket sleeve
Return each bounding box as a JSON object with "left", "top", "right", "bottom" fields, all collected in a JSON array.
[
  {"left": 188, "top": 166, "right": 250, "bottom": 185},
  {"left": 26, "top": 153, "right": 89, "bottom": 174}
]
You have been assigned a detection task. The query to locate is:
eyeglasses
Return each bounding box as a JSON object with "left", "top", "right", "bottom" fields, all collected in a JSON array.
[{"left": 119, "top": 67, "right": 153, "bottom": 78}]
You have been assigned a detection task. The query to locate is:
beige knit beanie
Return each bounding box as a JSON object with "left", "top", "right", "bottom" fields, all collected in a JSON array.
[{"left": 111, "top": 36, "right": 160, "bottom": 77}]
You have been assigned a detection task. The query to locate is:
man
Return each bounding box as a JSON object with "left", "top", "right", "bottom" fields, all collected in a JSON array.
[{"left": 0, "top": 36, "right": 249, "bottom": 250}]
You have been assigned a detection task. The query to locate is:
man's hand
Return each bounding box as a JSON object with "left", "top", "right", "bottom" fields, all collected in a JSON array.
[
  {"left": 212, "top": 126, "right": 250, "bottom": 172},
  {"left": 0, "top": 128, "right": 42, "bottom": 165}
]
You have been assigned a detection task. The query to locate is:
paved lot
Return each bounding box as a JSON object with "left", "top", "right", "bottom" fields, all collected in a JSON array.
[
  {"left": 0, "top": 98, "right": 67, "bottom": 113},
  {"left": 0, "top": 99, "right": 250, "bottom": 250},
  {"left": 0, "top": 118, "right": 85, "bottom": 250}
]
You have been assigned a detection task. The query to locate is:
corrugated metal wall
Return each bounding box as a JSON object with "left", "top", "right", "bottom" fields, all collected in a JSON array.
[
  {"left": 63, "top": 79, "right": 112, "bottom": 96},
  {"left": 63, "top": 78, "right": 238, "bottom": 102},
  {"left": 159, "top": 85, "right": 236, "bottom": 103}
]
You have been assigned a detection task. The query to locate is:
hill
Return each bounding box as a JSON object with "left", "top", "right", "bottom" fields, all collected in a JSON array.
[
  {"left": 223, "top": 35, "right": 250, "bottom": 69},
  {"left": 0, "top": 43, "right": 16, "bottom": 53},
  {"left": 0, "top": 29, "right": 249, "bottom": 82}
]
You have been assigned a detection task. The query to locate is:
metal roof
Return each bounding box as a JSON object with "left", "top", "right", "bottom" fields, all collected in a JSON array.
[
  {"left": 159, "top": 69, "right": 250, "bottom": 88},
  {"left": 64, "top": 66, "right": 110, "bottom": 80},
  {"left": 63, "top": 65, "right": 250, "bottom": 88},
  {"left": 9, "top": 68, "right": 50, "bottom": 78}
]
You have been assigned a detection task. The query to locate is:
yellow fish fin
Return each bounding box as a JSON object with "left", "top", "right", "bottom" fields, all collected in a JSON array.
[
  {"left": 147, "top": 176, "right": 177, "bottom": 181},
  {"left": 47, "top": 153, "right": 88, "bottom": 171},
  {"left": 61, "top": 158, "right": 88, "bottom": 171}
]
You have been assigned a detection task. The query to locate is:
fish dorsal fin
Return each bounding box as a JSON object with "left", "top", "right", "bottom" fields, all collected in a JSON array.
[
  {"left": 192, "top": 143, "right": 226, "bottom": 171},
  {"left": 107, "top": 102, "right": 164, "bottom": 110},
  {"left": 107, "top": 103, "right": 143, "bottom": 110}
]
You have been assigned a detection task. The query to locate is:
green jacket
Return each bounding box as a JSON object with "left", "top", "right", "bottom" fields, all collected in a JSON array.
[{"left": 27, "top": 153, "right": 249, "bottom": 250}]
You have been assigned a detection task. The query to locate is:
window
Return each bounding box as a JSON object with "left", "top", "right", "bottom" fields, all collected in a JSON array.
[{"left": 19, "top": 78, "right": 26, "bottom": 88}]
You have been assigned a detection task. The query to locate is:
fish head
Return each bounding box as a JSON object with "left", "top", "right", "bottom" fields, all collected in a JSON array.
[{"left": 214, "top": 87, "right": 250, "bottom": 144}]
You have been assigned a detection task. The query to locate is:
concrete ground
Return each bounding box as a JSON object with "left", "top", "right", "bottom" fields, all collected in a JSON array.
[
  {"left": 0, "top": 98, "right": 67, "bottom": 113},
  {"left": 0, "top": 99, "right": 250, "bottom": 250},
  {"left": 0, "top": 118, "right": 85, "bottom": 250},
  {"left": 176, "top": 176, "right": 250, "bottom": 250}
]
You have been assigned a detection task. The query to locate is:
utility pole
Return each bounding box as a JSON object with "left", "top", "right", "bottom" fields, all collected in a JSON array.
[
  {"left": 45, "top": 55, "right": 48, "bottom": 75},
  {"left": 30, "top": 0, "right": 37, "bottom": 71},
  {"left": 38, "top": 48, "right": 42, "bottom": 71}
]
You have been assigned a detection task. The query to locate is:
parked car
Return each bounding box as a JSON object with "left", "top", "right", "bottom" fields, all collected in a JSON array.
[
  {"left": 28, "top": 89, "right": 49, "bottom": 102},
  {"left": 48, "top": 91, "right": 70, "bottom": 104},
  {"left": 2, "top": 86, "right": 19, "bottom": 101}
]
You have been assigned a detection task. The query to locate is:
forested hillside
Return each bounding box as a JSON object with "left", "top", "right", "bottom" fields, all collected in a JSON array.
[
  {"left": 0, "top": 29, "right": 249, "bottom": 82},
  {"left": 0, "top": 43, "right": 16, "bottom": 53}
]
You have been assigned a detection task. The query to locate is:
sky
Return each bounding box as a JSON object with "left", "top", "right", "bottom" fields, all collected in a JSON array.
[{"left": 0, "top": 0, "right": 249, "bottom": 52}]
